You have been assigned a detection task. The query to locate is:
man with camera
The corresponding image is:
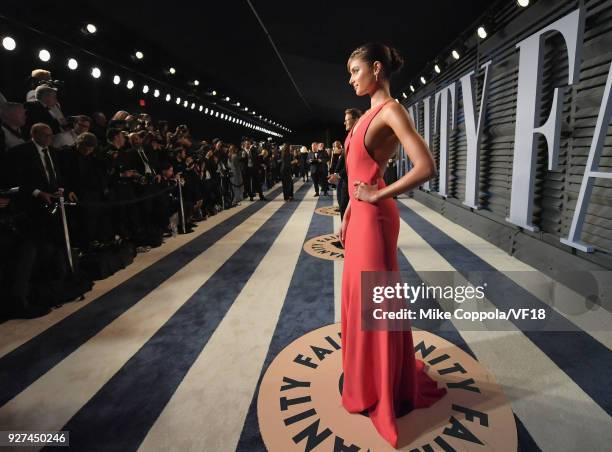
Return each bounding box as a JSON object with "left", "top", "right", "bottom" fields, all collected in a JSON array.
[
  {"left": 53, "top": 115, "right": 92, "bottom": 148},
  {"left": 61, "top": 132, "right": 112, "bottom": 249},
  {"left": 102, "top": 128, "right": 143, "bottom": 241},
  {"left": 24, "top": 85, "right": 63, "bottom": 137}
]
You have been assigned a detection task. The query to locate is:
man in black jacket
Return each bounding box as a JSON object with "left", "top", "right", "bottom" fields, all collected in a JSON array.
[
  {"left": 244, "top": 140, "right": 266, "bottom": 201},
  {"left": 0, "top": 146, "right": 50, "bottom": 318},
  {"left": 9, "top": 123, "right": 76, "bottom": 229},
  {"left": 329, "top": 108, "right": 362, "bottom": 219},
  {"left": 1, "top": 123, "right": 73, "bottom": 317},
  {"left": 24, "top": 86, "right": 62, "bottom": 137},
  {"left": 316, "top": 142, "right": 330, "bottom": 196},
  {"left": 62, "top": 132, "right": 111, "bottom": 248},
  {"left": 309, "top": 142, "right": 321, "bottom": 196}
]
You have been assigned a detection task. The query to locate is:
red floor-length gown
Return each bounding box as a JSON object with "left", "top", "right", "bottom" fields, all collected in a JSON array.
[{"left": 340, "top": 98, "right": 447, "bottom": 448}]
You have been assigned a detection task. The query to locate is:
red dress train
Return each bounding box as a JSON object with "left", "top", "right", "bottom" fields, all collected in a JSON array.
[{"left": 340, "top": 98, "right": 447, "bottom": 448}]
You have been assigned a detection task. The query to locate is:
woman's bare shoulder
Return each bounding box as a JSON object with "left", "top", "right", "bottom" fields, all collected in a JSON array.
[
  {"left": 380, "top": 101, "right": 411, "bottom": 128},
  {"left": 382, "top": 100, "right": 407, "bottom": 116}
]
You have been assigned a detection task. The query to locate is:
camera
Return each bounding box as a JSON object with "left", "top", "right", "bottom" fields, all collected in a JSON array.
[{"left": 32, "top": 79, "right": 64, "bottom": 90}]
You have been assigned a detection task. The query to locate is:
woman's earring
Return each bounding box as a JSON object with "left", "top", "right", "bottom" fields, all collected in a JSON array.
[{"left": 375, "top": 72, "right": 379, "bottom": 82}]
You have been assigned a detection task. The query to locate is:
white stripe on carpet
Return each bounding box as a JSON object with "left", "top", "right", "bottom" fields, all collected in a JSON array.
[
  {"left": 0, "top": 183, "right": 302, "bottom": 434},
  {"left": 138, "top": 185, "right": 317, "bottom": 452}
]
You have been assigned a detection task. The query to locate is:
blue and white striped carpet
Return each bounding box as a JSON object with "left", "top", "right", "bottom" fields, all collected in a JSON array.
[{"left": 0, "top": 179, "right": 610, "bottom": 451}]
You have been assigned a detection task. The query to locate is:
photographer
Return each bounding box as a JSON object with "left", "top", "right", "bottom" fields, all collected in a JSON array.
[
  {"left": 103, "top": 128, "right": 142, "bottom": 241},
  {"left": 154, "top": 162, "right": 181, "bottom": 234},
  {"left": 127, "top": 132, "right": 164, "bottom": 248},
  {"left": 62, "top": 132, "right": 111, "bottom": 249},
  {"left": 202, "top": 149, "right": 219, "bottom": 215},
  {"left": 53, "top": 115, "right": 92, "bottom": 148},
  {"left": 228, "top": 144, "right": 243, "bottom": 205},
  {"left": 26, "top": 69, "right": 52, "bottom": 101},
  {"left": 215, "top": 150, "right": 234, "bottom": 209},
  {"left": 180, "top": 154, "right": 201, "bottom": 228},
  {"left": 24, "top": 86, "right": 63, "bottom": 137},
  {"left": 130, "top": 131, "right": 159, "bottom": 178},
  {"left": 91, "top": 112, "right": 107, "bottom": 142}
]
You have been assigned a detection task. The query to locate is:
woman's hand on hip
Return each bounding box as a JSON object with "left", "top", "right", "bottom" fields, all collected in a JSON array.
[{"left": 353, "top": 180, "right": 379, "bottom": 203}]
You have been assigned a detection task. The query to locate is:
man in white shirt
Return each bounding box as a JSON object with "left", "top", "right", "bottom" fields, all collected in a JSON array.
[
  {"left": 53, "top": 115, "right": 92, "bottom": 148},
  {"left": 10, "top": 123, "right": 76, "bottom": 206}
]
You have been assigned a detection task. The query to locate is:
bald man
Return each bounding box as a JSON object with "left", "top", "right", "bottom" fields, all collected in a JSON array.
[{"left": 9, "top": 123, "right": 75, "bottom": 207}]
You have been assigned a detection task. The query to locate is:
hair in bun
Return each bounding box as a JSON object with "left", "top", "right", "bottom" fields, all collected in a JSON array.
[
  {"left": 348, "top": 42, "right": 404, "bottom": 77},
  {"left": 388, "top": 46, "right": 404, "bottom": 73}
]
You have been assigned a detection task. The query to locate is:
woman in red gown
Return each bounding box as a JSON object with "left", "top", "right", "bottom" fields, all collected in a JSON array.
[{"left": 339, "top": 42, "right": 447, "bottom": 448}]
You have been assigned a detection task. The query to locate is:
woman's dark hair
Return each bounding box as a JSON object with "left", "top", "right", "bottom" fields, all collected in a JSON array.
[{"left": 348, "top": 42, "right": 404, "bottom": 77}]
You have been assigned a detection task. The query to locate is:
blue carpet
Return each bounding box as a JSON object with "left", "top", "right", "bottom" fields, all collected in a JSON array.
[
  {"left": 49, "top": 183, "right": 311, "bottom": 451},
  {"left": 236, "top": 192, "right": 335, "bottom": 452},
  {"left": 0, "top": 185, "right": 288, "bottom": 407},
  {"left": 396, "top": 251, "right": 478, "bottom": 360},
  {"left": 397, "top": 200, "right": 612, "bottom": 417}
]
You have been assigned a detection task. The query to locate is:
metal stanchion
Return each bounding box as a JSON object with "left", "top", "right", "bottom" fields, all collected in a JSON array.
[
  {"left": 220, "top": 176, "right": 225, "bottom": 211},
  {"left": 59, "top": 195, "right": 74, "bottom": 273},
  {"left": 177, "top": 177, "right": 186, "bottom": 234}
]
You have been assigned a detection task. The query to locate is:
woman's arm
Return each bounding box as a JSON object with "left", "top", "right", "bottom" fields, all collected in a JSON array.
[
  {"left": 339, "top": 200, "right": 351, "bottom": 246},
  {"left": 366, "top": 102, "right": 437, "bottom": 202}
]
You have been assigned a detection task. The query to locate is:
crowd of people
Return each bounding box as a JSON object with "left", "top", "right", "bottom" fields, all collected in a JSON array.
[{"left": 0, "top": 69, "right": 358, "bottom": 321}]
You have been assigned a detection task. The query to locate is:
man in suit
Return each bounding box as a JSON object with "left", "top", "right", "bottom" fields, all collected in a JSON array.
[
  {"left": 130, "top": 131, "right": 159, "bottom": 178},
  {"left": 9, "top": 123, "right": 77, "bottom": 232},
  {"left": 0, "top": 121, "right": 51, "bottom": 318},
  {"left": 9, "top": 123, "right": 76, "bottom": 216},
  {"left": 62, "top": 132, "right": 111, "bottom": 248},
  {"left": 24, "top": 86, "right": 62, "bottom": 137},
  {"left": 1, "top": 123, "right": 73, "bottom": 317},
  {"left": 317, "top": 142, "right": 330, "bottom": 196},
  {"left": 244, "top": 139, "right": 266, "bottom": 201},
  {"left": 309, "top": 142, "right": 321, "bottom": 196},
  {"left": 329, "top": 108, "right": 362, "bottom": 219}
]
